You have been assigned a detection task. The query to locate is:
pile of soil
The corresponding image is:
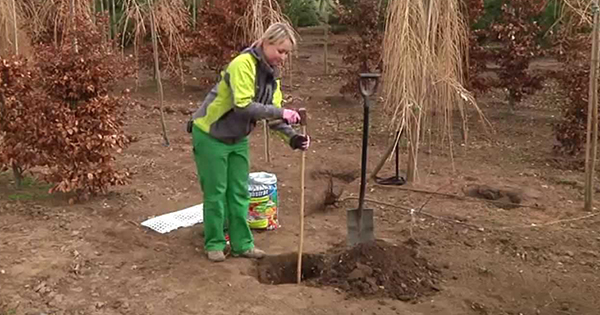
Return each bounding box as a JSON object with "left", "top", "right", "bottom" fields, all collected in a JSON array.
[
  {"left": 319, "top": 240, "right": 441, "bottom": 300},
  {"left": 256, "top": 240, "right": 441, "bottom": 301}
]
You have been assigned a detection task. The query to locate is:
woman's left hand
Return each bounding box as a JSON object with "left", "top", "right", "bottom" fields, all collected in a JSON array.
[{"left": 290, "top": 134, "right": 310, "bottom": 151}]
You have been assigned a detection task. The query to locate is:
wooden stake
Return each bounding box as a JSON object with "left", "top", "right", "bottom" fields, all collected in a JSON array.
[
  {"left": 323, "top": 22, "right": 328, "bottom": 75},
  {"left": 149, "top": 0, "right": 170, "bottom": 146},
  {"left": 297, "top": 108, "right": 307, "bottom": 284},
  {"left": 264, "top": 121, "right": 270, "bottom": 163},
  {"left": 585, "top": 1, "right": 600, "bottom": 212}
]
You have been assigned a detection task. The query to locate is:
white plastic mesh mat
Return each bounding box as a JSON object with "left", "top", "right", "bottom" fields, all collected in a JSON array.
[{"left": 141, "top": 204, "right": 204, "bottom": 234}]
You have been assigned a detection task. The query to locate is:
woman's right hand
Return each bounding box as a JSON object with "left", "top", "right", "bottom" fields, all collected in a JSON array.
[
  {"left": 290, "top": 134, "right": 310, "bottom": 151},
  {"left": 283, "top": 109, "right": 301, "bottom": 124}
]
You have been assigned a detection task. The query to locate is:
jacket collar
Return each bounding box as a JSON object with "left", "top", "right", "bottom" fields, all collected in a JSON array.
[{"left": 245, "top": 46, "right": 280, "bottom": 78}]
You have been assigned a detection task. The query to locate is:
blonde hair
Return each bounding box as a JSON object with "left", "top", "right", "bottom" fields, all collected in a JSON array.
[{"left": 251, "top": 22, "right": 297, "bottom": 48}]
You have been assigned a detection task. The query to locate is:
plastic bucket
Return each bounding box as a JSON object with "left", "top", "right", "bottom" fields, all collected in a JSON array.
[{"left": 248, "top": 172, "right": 279, "bottom": 230}]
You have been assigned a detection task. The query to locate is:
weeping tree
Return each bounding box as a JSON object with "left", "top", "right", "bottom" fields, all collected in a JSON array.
[
  {"left": 377, "top": 0, "right": 488, "bottom": 183},
  {"left": 18, "top": 0, "right": 95, "bottom": 48},
  {"left": 241, "top": 0, "right": 288, "bottom": 40},
  {"left": 0, "top": 0, "right": 43, "bottom": 57},
  {"left": 149, "top": 0, "right": 169, "bottom": 145},
  {"left": 0, "top": 0, "right": 20, "bottom": 55},
  {"left": 120, "top": 0, "right": 190, "bottom": 146},
  {"left": 121, "top": 0, "right": 188, "bottom": 82},
  {"left": 317, "top": 0, "right": 337, "bottom": 75}
]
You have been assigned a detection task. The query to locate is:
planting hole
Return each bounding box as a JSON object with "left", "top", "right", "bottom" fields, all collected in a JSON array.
[{"left": 256, "top": 253, "right": 326, "bottom": 285}]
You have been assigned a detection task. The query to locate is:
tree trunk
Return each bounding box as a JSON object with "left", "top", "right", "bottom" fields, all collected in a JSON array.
[
  {"left": 324, "top": 17, "right": 328, "bottom": 75},
  {"left": 70, "top": 0, "right": 79, "bottom": 54},
  {"left": 406, "top": 142, "right": 417, "bottom": 182},
  {"left": 111, "top": 0, "right": 117, "bottom": 46},
  {"left": 288, "top": 52, "right": 293, "bottom": 87},
  {"left": 508, "top": 89, "right": 516, "bottom": 111},
  {"left": 149, "top": 0, "right": 170, "bottom": 146},
  {"left": 584, "top": 1, "right": 600, "bottom": 211},
  {"left": 0, "top": 92, "right": 6, "bottom": 130},
  {"left": 369, "top": 130, "right": 402, "bottom": 181},
  {"left": 406, "top": 112, "right": 421, "bottom": 183},
  {"left": 192, "top": 0, "right": 197, "bottom": 30},
  {"left": 54, "top": 14, "right": 59, "bottom": 47},
  {"left": 11, "top": 0, "right": 18, "bottom": 54},
  {"left": 12, "top": 162, "right": 23, "bottom": 188},
  {"left": 319, "top": 0, "right": 329, "bottom": 75},
  {"left": 92, "top": 0, "right": 96, "bottom": 24},
  {"left": 99, "top": 0, "right": 110, "bottom": 43},
  {"left": 134, "top": 39, "right": 140, "bottom": 88}
]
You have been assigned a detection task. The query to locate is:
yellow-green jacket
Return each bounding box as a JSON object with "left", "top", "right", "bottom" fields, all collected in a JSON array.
[{"left": 192, "top": 47, "right": 296, "bottom": 145}]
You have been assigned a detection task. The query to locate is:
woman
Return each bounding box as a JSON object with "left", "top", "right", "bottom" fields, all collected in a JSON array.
[{"left": 190, "top": 23, "right": 310, "bottom": 262}]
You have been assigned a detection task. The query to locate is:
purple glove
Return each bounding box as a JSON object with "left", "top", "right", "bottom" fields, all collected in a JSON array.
[
  {"left": 290, "top": 134, "right": 310, "bottom": 151},
  {"left": 283, "top": 109, "right": 301, "bottom": 124}
]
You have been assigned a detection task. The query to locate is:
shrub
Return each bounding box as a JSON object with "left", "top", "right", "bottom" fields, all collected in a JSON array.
[
  {"left": 280, "top": 0, "right": 320, "bottom": 27},
  {"left": 189, "top": 0, "right": 250, "bottom": 72},
  {"left": 0, "top": 56, "right": 45, "bottom": 187},
  {"left": 468, "top": 0, "right": 547, "bottom": 106},
  {"left": 552, "top": 30, "right": 596, "bottom": 156},
  {"left": 0, "top": 15, "right": 133, "bottom": 199},
  {"left": 338, "top": 0, "right": 386, "bottom": 97}
]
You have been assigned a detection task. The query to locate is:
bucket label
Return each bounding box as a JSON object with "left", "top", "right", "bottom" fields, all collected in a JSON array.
[{"left": 248, "top": 172, "right": 279, "bottom": 230}]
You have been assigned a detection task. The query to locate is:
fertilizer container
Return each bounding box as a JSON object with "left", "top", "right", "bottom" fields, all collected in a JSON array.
[{"left": 248, "top": 172, "right": 279, "bottom": 230}]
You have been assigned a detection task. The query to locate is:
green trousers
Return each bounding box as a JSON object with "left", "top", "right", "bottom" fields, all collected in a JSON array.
[{"left": 192, "top": 126, "right": 254, "bottom": 254}]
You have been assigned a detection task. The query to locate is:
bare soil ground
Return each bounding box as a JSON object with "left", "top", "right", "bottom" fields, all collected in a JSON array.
[{"left": 1, "top": 28, "right": 599, "bottom": 315}]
